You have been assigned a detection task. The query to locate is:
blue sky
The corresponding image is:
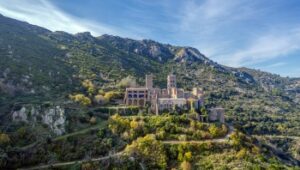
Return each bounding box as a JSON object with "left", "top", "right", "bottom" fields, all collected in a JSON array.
[{"left": 1, "top": 0, "right": 300, "bottom": 77}]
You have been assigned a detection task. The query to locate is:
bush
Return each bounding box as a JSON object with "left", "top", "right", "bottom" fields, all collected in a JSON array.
[
  {"left": 82, "top": 80, "right": 95, "bottom": 95},
  {"left": 181, "top": 161, "right": 192, "bottom": 170},
  {"left": 104, "top": 91, "right": 122, "bottom": 101},
  {"left": 89, "top": 117, "right": 97, "bottom": 125},
  {"left": 0, "top": 133, "right": 10, "bottom": 145},
  {"left": 208, "top": 124, "right": 219, "bottom": 137},
  {"left": 94, "top": 94, "right": 106, "bottom": 104},
  {"left": 69, "top": 94, "right": 91, "bottom": 106}
]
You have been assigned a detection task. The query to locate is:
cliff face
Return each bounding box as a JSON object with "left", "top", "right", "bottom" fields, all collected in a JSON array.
[{"left": 12, "top": 105, "right": 66, "bottom": 135}]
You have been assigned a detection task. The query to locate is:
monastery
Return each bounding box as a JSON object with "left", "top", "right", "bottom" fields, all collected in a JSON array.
[{"left": 124, "top": 74, "right": 225, "bottom": 123}]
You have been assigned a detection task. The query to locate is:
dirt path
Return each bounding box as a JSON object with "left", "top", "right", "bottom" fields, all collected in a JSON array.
[
  {"left": 253, "top": 135, "right": 300, "bottom": 140},
  {"left": 53, "top": 122, "right": 107, "bottom": 141},
  {"left": 19, "top": 124, "right": 235, "bottom": 170},
  {"left": 18, "top": 152, "right": 123, "bottom": 170},
  {"left": 163, "top": 124, "right": 234, "bottom": 144}
]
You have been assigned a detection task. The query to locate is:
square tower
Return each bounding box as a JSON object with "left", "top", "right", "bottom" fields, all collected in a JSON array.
[
  {"left": 167, "top": 74, "right": 177, "bottom": 89},
  {"left": 145, "top": 74, "right": 153, "bottom": 89}
]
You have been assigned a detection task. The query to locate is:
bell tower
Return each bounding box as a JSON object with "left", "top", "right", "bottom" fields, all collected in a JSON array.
[{"left": 145, "top": 74, "right": 153, "bottom": 89}]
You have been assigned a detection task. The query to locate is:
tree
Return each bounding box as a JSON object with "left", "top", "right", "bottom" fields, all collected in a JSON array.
[
  {"left": 184, "top": 151, "right": 192, "bottom": 161},
  {"left": 125, "top": 134, "right": 167, "bottom": 169},
  {"left": 236, "top": 148, "right": 248, "bottom": 159},
  {"left": 0, "top": 133, "right": 10, "bottom": 145},
  {"left": 208, "top": 124, "right": 219, "bottom": 137},
  {"left": 117, "top": 76, "right": 137, "bottom": 88},
  {"left": 229, "top": 131, "right": 245, "bottom": 149},
  {"left": 89, "top": 116, "right": 97, "bottom": 125},
  {"left": 104, "top": 91, "right": 122, "bottom": 102},
  {"left": 181, "top": 161, "right": 192, "bottom": 170},
  {"left": 94, "top": 94, "right": 106, "bottom": 104},
  {"left": 130, "top": 119, "right": 139, "bottom": 130},
  {"left": 82, "top": 79, "right": 95, "bottom": 96},
  {"left": 200, "top": 107, "right": 208, "bottom": 122},
  {"left": 108, "top": 114, "right": 130, "bottom": 134},
  {"left": 69, "top": 94, "right": 91, "bottom": 106}
]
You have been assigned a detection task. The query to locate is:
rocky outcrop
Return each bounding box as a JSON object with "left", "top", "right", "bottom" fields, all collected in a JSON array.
[{"left": 12, "top": 105, "right": 66, "bottom": 135}]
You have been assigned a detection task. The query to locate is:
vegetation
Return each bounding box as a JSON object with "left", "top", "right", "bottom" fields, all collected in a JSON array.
[
  {"left": 108, "top": 114, "right": 228, "bottom": 141},
  {"left": 0, "top": 14, "right": 299, "bottom": 169}
]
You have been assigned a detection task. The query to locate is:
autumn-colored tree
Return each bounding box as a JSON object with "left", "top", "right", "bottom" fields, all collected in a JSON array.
[
  {"left": 208, "top": 124, "right": 219, "bottom": 137},
  {"left": 181, "top": 161, "right": 192, "bottom": 170},
  {"left": 69, "top": 94, "right": 91, "bottom": 106},
  {"left": 130, "top": 119, "right": 139, "bottom": 130},
  {"left": 236, "top": 148, "right": 248, "bottom": 159},
  {"left": 125, "top": 134, "right": 167, "bottom": 169},
  {"left": 108, "top": 114, "right": 130, "bottom": 134},
  {"left": 82, "top": 79, "right": 95, "bottom": 95},
  {"left": 184, "top": 151, "right": 192, "bottom": 161},
  {"left": 94, "top": 94, "right": 106, "bottom": 104},
  {"left": 104, "top": 91, "right": 122, "bottom": 101},
  {"left": 117, "top": 76, "right": 137, "bottom": 88}
]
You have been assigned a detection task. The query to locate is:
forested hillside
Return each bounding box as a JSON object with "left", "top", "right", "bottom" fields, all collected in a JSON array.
[{"left": 0, "top": 14, "right": 299, "bottom": 169}]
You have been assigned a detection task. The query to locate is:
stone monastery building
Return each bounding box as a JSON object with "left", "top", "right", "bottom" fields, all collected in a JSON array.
[{"left": 124, "top": 74, "right": 205, "bottom": 115}]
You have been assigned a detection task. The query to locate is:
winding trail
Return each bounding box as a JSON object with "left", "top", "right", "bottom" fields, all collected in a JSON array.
[
  {"left": 18, "top": 125, "right": 235, "bottom": 170},
  {"left": 163, "top": 124, "right": 234, "bottom": 144},
  {"left": 18, "top": 152, "right": 124, "bottom": 170},
  {"left": 253, "top": 135, "right": 300, "bottom": 140}
]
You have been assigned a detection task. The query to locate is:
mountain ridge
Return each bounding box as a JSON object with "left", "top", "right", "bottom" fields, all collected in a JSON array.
[{"left": 0, "top": 13, "right": 300, "bottom": 169}]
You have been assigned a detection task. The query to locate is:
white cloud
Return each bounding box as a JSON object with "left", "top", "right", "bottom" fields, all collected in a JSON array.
[
  {"left": 176, "top": 0, "right": 257, "bottom": 58},
  {"left": 218, "top": 28, "right": 300, "bottom": 67},
  {"left": 264, "top": 62, "right": 287, "bottom": 68},
  {"left": 0, "top": 0, "right": 129, "bottom": 37},
  {"left": 177, "top": 0, "right": 300, "bottom": 75}
]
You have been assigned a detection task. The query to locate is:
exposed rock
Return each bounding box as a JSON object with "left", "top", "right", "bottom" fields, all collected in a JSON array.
[
  {"left": 12, "top": 107, "right": 28, "bottom": 122},
  {"left": 11, "top": 105, "right": 66, "bottom": 135}
]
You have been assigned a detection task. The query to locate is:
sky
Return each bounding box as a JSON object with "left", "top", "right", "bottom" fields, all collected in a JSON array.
[{"left": 0, "top": 0, "right": 300, "bottom": 77}]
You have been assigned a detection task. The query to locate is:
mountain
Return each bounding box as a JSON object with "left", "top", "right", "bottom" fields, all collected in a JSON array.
[
  {"left": 1, "top": 12, "right": 299, "bottom": 126},
  {"left": 0, "top": 14, "right": 299, "bottom": 169}
]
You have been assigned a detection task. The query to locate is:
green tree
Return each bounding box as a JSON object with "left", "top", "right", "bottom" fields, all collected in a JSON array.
[
  {"left": 125, "top": 134, "right": 167, "bottom": 169},
  {"left": 208, "top": 124, "right": 219, "bottom": 137}
]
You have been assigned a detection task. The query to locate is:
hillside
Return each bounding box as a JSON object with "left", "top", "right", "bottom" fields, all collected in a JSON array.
[{"left": 0, "top": 14, "right": 299, "bottom": 169}]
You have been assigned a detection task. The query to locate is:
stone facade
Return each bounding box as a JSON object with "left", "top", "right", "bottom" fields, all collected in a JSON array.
[
  {"left": 124, "top": 74, "right": 205, "bottom": 115},
  {"left": 124, "top": 87, "right": 149, "bottom": 107},
  {"left": 209, "top": 108, "right": 225, "bottom": 123}
]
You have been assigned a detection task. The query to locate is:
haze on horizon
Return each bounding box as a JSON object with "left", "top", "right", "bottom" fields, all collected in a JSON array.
[{"left": 1, "top": 0, "right": 300, "bottom": 77}]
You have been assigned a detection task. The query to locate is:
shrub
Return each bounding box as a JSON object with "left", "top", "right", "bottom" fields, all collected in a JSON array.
[
  {"left": 89, "top": 116, "right": 97, "bottom": 125},
  {"left": 69, "top": 94, "right": 91, "bottom": 106},
  {"left": 181, "top": 161, "right": 192, "bottom": 170},
  {"left": 208, "top": 124, "right": 219, "bottom": 137},
  {"left": 0, "top": 133, "right": 10, "bottom": 145},
  {"left": 82, "top": 80, "right": 95, "bottom": 95},
  {"left": 94, "top": 94, "right": 106, "bottom": 104},
  {"left": 104, "top": 91, "right": 122, "bottom": 101}
]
